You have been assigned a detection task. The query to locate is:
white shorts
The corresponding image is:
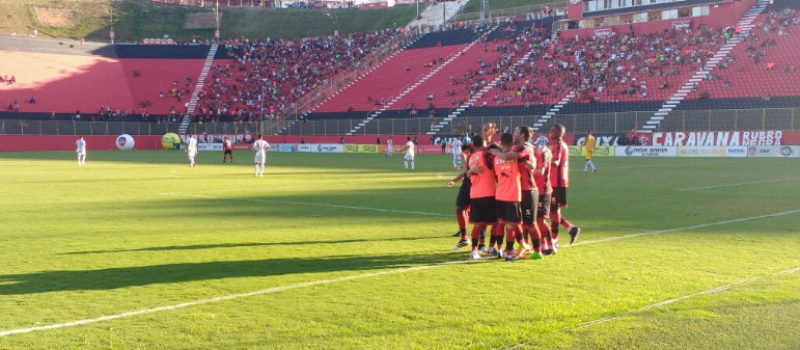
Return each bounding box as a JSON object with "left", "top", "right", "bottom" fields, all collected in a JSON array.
[
  {"left": 255, "top": 154, "right": 266, "bottom": 165},
  {"left": 77, "top": 151, "right": 86, "bottom": 156},
  {"left": 404, "top": 154, "right": 414, "bottom": 162}
]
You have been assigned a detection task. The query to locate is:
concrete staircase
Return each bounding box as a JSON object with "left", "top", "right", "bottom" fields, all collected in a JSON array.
[
  {"left": 347, "top": 31, "right": 496, "bottom": 135},
  {"left": 408, "top": 0, "right": 469, "bottom": 28},
  {"left": 530, "top": 91, "right": 576, "bottom": 132},
  {"left": 427, "top": 43, "right": 544, "bottom": 135},
  {"left": 182, "top": 44, "right": 218, "bottom": 133},
  {"left": 639, "top": 0, "right": 769, "bottom": 131}
]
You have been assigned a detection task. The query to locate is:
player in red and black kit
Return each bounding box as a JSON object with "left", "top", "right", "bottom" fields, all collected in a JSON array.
[
  {"left": 490, "top": 126, "right": 542, "bottom": 260},
  {"left": 493, "top": 133, "right": 525, "bottom": 261},
  {"left": 533, "top": 136, "right": 554, "bottom": 255},
  {"left": 448, "top": 144, "right": 480, "bottom": 249},
  {"left": 462, "top": 135, "right": 497, "bottom": 260},
  {"left": 222, "top": 136, "right": 234, "bottom": 163},
  {"left": 549, "top": 124, "right": 581, "bottom": 253}
]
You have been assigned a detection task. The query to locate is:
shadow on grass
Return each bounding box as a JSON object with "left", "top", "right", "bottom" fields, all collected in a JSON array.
[
  {"left": 62, "top": 236, "right": 447, "bottom": 255},
  {"left": 0, "top": 252, "right": 457, "bottom": 295}
]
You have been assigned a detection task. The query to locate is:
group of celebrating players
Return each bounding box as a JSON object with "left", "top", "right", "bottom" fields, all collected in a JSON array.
[{"left": 447, "top": 123, "right": 581, "bottom": 261}]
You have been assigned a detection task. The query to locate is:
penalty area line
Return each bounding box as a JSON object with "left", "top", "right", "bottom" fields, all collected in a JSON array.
[{"left": 1, "top": 209, "right": 799, "bottom": 338}]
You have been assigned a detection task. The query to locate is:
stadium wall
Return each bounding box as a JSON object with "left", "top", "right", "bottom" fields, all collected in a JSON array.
[{"left": 0, "top": 135, "right": 164, "bottom": 151}]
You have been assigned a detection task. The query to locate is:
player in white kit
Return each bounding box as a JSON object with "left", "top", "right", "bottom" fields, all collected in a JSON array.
[
  {"left": 450, "top": 137, "right": 462, "bottom": 170},
  {"left": 386, "top": 137, "right": 393, "bottom": 157},
  {"left": 252, "top": 134, "right": 271, "bottom": 177},
  {"left": 186, "top": 134, "right": 198, "bottom": 167},
  {"left": 75, "top": 136, "right": 87, "bottom": 166},
  {"left": 402, "top": 137, "right": 415, "bottom": 170}
]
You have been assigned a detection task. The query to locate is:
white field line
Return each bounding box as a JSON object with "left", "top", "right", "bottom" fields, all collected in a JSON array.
[
  {"left": 679, "top": 177, "right": 800, "bottom": 192},
  {"left": 159, "top": 192, "right": 452, "bottom": 217},
  {"left": 494, "top": 265, "right": 800, "bottom": 350},
  {"left": 1, "top": 209, "right": 799, "bottom": 338}
]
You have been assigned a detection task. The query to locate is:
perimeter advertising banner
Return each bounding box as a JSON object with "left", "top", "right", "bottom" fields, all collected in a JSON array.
[
  {"left": 615, "top": 146, "right": 678, "bottom": 157},
  {"left": 569, "top": 146, "right": 615, "bottom": 157},
  {"left": 278, "top": 144, "right": 296, "bottom": 152},
  {"left": 677, "top": 146, "right": 748, "bottom": 158},
  {"left": 747, "top": 145, "right": 800, "bottom": 158},
  {"left": 197, "top": 143, "right": 223, "bottom": 151},
  {"left": 640, "top": 131, "right": 785, "bottom": 146},
  {"left": 380, "top": 145, "right": 416, "bottom": 154},
  {"left": 358, "top": 144, "right": 379, "bottom": 153},
  {"left": 344, "top": 144, "right": 359, "bottom": 153}
]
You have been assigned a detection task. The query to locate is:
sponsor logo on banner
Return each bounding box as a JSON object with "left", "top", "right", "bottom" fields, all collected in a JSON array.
[
  {"left": 417, "top": 145, "right": 442, "bottom": 154},
  {"left": 198, "top": 143, "right": 223, "bottom": 151},
  {"left": 358, "top": 145, "right": 378, "bottom": 153},
  {"left": 747, "top": 145, "right": 800, "bottom": 157},
  {"left": 568, "top": 146, "right": 614, "bottom": 157},
  {"left": 594, "top": 28, "right": 613, "bottom": 38},
  {"left": 278, "top": 144, "right": 296, "bottom": 152},
  {"left": 316, "top": 144, "right": 344, "bottom": 153},
  {"left": 181, "top": 134, "right": 253, "bottom": 144},
  {"left": 616, "top": 146, "right": 677, "bottom": 157},
  {"left": 297, "top": 144, "right": 314, "bottom": 152},
  {"left": 652, "top": 131, "right": 783, "bottom": 146},
  {"left": 672, "top": 21, "right": 691, "bottom": 30},
  {"left": 232, "top": 143, "right": 251, "bottom": 151},
  {"left": 344, "top": 144, "right": 359, "bottom": 153},
  {"left": 574, "top": 133, "right": 627, "bottom": 146},
  {"left": 678, "top": 146, "right": 738, "bottom": 157}
]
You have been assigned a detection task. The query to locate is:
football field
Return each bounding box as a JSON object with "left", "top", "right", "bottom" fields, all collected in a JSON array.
[{"left": 1, "top": 151, "right": 799, "bottom": 350}]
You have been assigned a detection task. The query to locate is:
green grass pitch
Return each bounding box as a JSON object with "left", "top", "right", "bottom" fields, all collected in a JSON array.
[{"left": 1, "top": 150, "right": 799, "bottom": 350}]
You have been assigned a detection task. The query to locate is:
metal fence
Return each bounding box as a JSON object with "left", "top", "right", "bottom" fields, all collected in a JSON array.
[
  {"left": 0, "top": 120, "right": 183, "bottom": 135},
  {"left": 2, "top": 108, "right": 798, "bottom": 136}
]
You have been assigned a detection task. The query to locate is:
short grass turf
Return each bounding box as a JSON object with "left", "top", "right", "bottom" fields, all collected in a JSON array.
[{"left": 0, "top": 151, "right": 799, "bottom": 350}]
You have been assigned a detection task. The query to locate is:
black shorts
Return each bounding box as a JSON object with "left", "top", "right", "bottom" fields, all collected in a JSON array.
[
  {"left": 456, "top": 186, "right": 470, "bottom": 208},
  {"left": 538, "top": 193, "right": 552, "bottom": 218},
  {"left": 552, "top": 187, "right": 568, "bottom": 211},
  {"left": 469, "top": 197, "right": 497, "bottom": 224},
  {"left": 521, "top": 189, "right": 539, "bottom": 225},
  {"left": 224, "top": 150, "right": 233, "bottom": 155},
  {"left": 495, "top": 200, "right": 522, "bottom": 224}
]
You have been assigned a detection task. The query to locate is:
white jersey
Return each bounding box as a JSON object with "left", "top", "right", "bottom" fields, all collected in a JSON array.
[
  {"left": 451, "top": 139, "right": 462, "bottom": 155},
  {"left": 387, "top": 140, "right": 393, "bottom": 151},
  {"left": 253, "top": 140, "right": 270, "bottom": 164},
  {"left": 405, "top": 141, "right": 415, "bottom": 156},
  {"left": 187, "top": 137, "right": 198, "bottom": 157},
  {"left": 253, "top": 140, "right": 270, "bottom": 155},
  {"left": 76, "top": 139, "right": 86, "bottom": 153}
]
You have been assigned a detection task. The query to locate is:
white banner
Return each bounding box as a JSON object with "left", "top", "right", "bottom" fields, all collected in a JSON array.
[
  {"left": 297, "top": 144, "right": 314, "bottom": 153},
  {"left": 615, "top": 146, "right": 678, "bottom": 157},
  {"left": 747, "top": 145, "right": 800, "bottom": 158},
  {"left": 678, "top": 146, "right": 747, "bottom": 157},
  {"left": 315, "top": 144, "right": 344, "bottom": 153},
  {"left": 278, "top": 144, "right": 296, "bottom": 153},
  {"left": 198, "top": 143, "right": 223, "bottom": 151},
  {"left": 182, "top": 134, "right": 253, "bottom": 144}
]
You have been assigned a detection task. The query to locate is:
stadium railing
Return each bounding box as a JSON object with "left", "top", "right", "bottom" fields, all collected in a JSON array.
[
  {"left": 270, "top": 107, "right": 800, "bottom": 135},
  {"left": 2, "top": 108, "right": 798, "bottom": 135}
]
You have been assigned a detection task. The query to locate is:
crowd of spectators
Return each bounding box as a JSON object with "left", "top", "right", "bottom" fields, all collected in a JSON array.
[{"left": 194, "top": 28, "right": 413, "bottom": 122}]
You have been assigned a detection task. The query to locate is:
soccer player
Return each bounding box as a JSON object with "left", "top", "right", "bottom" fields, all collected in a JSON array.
[
  {"left": 447, "top": 144, "right": 473, "bottom": 241},
  {"left": 460, "top": 135, "right": 496, "bottom": 260},
  {"left": 402, "top": 137, "right": 415, "bottom": 170},
  {"left": 491, "top": 133, "right": 525, "bottom": 261},
  {"left": 186, "top": 134, "right": 198, "bottom": 168},
  {"left": 583, "top": 130, "right": 597, "bottom": 173},
  {"left": 480, "top": 122, "right": 505, "bottom": 256},
  {"left": 451, "top": 137, "right": 463, "bottom": 170},
  {"left": 549, "top": 124, "right": 581, "bottom": 251},
  {"left": 490, "top": 126, "right": 541, "bottom": 259},
  {"left": 253, "top": 134, "right": 271, "bottom": 177},
  {"left": 222, "top": 136, "right": 234, "bottom": 163},
  {"left": 533, "top": 136, "right": 554, "bottom": 255},
  {"left": 75, "top": 136, "right": 87, "bottom": 166},
  {"left": 386, "top": 137, "right": 393, "bottom": 157}
]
